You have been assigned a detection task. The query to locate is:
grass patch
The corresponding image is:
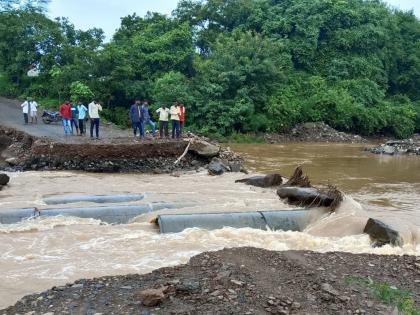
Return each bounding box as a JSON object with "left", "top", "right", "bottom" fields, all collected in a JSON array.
[{"left": 346, "top": 276, "right": 420, "bottom": 315}]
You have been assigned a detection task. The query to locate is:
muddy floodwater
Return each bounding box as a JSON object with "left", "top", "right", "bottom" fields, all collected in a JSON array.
[{"left": 0, "top": 142, "right": 419, "bottom": 308}]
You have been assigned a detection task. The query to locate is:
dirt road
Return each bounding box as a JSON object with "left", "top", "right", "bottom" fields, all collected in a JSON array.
[{"left": 0, "top": 97, "right": 128, "bottom": 142}]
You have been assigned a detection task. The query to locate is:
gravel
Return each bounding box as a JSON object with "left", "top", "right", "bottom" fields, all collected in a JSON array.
[{"left": 3, "top": 247, "right": 419, "bottom": 314}]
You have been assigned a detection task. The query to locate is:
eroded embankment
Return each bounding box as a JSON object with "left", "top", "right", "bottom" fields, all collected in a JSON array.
[
  {"left": 3, "top": 247, "right": 419, "bottom": 315},
  {"left": 0, "top": 126, "right": 242, "bottom": 172}
]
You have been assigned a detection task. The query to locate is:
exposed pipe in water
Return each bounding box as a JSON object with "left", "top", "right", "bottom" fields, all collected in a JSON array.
[{"left": 157, "top": 209, "right": 310, "bottom": 234}]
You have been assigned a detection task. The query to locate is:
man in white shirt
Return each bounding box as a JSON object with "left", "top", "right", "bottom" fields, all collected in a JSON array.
[
  {"left": 156, "top": 103, "right": 170, "bottom": 138},
  {"left": 20, "top": 98, "right": 30, "bottom": 124},
  {"left": 170, "top": 101, "right": 181, "bottom": 139},
  {"left": 88, "top": 99, "right": 103, "bottom": 139},
  {"left": 29, "top": 99, "right": 38, "bottom": 124}
]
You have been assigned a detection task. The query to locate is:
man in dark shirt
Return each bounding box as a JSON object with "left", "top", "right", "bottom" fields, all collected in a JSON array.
[
  {"left": 129, "top": 98, "right": 144, "bottom": 138},
  {"left": 141, "top": 100, "right": 156, "bottom": 137}
]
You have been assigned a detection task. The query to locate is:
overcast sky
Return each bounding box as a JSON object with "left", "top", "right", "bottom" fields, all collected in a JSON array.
[{"left": 47, "top": 0, "right": 420, "bottom": 41}]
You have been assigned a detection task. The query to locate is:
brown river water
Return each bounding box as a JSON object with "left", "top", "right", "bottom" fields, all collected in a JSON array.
[{"left": 0, "top": 143, "right": 419, "bottom": 308}]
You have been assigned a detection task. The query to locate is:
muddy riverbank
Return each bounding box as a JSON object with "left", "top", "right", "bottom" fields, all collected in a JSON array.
[{"left": 3, "top": 247, "right": 419, "bottom": 314}]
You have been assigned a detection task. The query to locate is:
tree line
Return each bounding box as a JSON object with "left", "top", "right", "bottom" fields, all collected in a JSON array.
[{"left": 0, "top": 0, "right": 419, "bottom": 138}]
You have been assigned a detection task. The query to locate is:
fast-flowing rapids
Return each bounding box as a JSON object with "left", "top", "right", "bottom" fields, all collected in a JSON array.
[{"left": 0, "top": 143, "right": 419, "bottom": 308}]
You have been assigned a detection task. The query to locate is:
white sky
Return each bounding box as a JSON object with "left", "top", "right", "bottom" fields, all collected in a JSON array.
[{"left": 47, "top": 0, "right": 420, "bottom": 41}]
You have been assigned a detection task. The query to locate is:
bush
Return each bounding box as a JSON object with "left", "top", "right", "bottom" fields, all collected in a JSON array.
[{"left": 101, "top": 106, "right": 131, "bottom": 129}]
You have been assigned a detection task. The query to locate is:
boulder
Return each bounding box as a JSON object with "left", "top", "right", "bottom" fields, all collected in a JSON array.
[
  {"left": 208, "top": 158, "right": 229, "bottom": 176},
  {"left": 5, "top": 157, "right": 18, "bottom": 166},
  {"left": 363, "top": 218, "right": 403, "bottom": 247},
  {"left": 228, "top": 162, "right": 242, "bottom": 173},
  {"left": 189, "top": 140, "right": 220, "bottom": 158},
  {"left": 277, "top": 186, "right": 334, "bottom": 207},
  {"left": 0, "top": 173, "right": 10, "bottom": 186},
  {"left": 136, "top": 287, "right": 167, "bottom": 307},
  {"left": 382, "top": 145, "right": 395, "bottom": 155},
  {"left": 236, "top": 174, "right": 283, "bottom": 187}
]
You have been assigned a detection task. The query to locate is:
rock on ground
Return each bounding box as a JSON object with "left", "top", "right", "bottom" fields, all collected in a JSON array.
[
  {"left": 367, "top": 135, "right": 420, "bottom": 156},
  {"left": 3, "top": 247, "right": 418, "bottom": 314}
]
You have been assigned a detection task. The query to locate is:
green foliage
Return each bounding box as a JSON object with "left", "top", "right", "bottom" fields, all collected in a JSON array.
[
  {"left": 0, "top": 0, "right": 419, "bottom": 139},
  {"left": 151, "top": 71, "right": 194, "bottom": 105},
  {"left": 69, "top": 81, "right": 94, "bottom": 102},
  {"left": 101, "top": 107, "right": 131, "bottom": 129},
  {"left": 346, "top": 276, "right": 420, "bottom": 315}
]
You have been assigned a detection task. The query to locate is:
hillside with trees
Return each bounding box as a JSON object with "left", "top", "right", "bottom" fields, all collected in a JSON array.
[{"left": 0, "top": 0, "right": 419, "bottom": 138}]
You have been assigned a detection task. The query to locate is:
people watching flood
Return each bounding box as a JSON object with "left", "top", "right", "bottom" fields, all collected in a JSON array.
[
  {"left": 170, "top": 101, "right": 181, "bottom": 139},
  {"left": 29, "top": 98, "right": 38, "bottom": 124},
  {"left": 77, "top": 101, "right": 88, "bottom": 136},
  {"left": 88, "top": 99, "right": 102, "bottom": 139},
  {"left": 156, "top": 103, "right": 170, "bottom": 138},
  {"left": 130, "top": 98, "right": 143, "bottom": 138},
  {"left": 59, "top": 101, "right": 72, "bottom": 135},
  {"left": 179, "top": 102, "right": 185, "bottom": 136},
  {"left": 141, "top": 100, "right": 156, "bottom": 137},
  {"left": 70, "top": 102, "right": 79, "bottom": 135},
  {"left": 20, "top": 98, "right": 30, "bottom": 125}
]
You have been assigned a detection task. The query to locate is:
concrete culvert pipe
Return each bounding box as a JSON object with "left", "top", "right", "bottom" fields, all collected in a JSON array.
[
  {"left": 157, "top": 209, "right": 310, "bottom": 234},
  {"left": 0, "top": 202, "right": 193, "bottom": 224},
  {"left": 43, "top": 193, "right": 148, "bottom": 205}
]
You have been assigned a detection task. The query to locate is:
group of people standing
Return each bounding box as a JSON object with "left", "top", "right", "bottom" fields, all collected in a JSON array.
[
  {"left": 21, "top": 97, "right": 186, "bottom": 140},
  {"left": 130, "top": 99, "right": 186, "bottom": 139},
  {"left": 59, "top": 100, "right": 102, "bottom": 139},
  {"left": 21, "top": 98, "right": 38, "bottom": 124}
]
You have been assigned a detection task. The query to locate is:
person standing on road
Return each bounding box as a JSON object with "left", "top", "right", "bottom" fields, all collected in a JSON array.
[
  {"left": 77, "top": 101, "right": 88, "bottom": 135},
  {"left": 179, "top": 102, "right": 186, "bottom": 136},
  {"left": 130, "top": 98, "right": 144, "bottom": 138},
  {"left": 21, "top": 98, "right": 30, "bottom": 124},
  {"left": 70, "top": 103, "right": 79, "bottom": 135},
  {"left": 59, "top": 101, "right": 72, "bottom": 135},
  {"left": 170, "top": 101, "right": 181, "bottom": 139},
  {"left": 141, "top": 100, "right": 156, "bottom": 137},
  {"left": 156, "top": 103, "right": 170, "bottom": 138},
  {"left": 88, "top": 99, "right": 102, "bottom": 139},
  {"left": 29, "top": 98, "right": 38, "bottom": 124}
]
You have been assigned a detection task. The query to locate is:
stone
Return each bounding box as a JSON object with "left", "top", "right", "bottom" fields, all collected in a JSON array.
[
  {"left": 230, "top": 279, "right": 245, "bottom": 286},
  {"left": 71, "top": 284, "right": 84, "bottom": 289},
  {"left": 382, "top": 145, "right": 395, "bottom": 155},
  {"left": 176, "top": 280, "right": 200, "bottom": 293},
  {"left": 277, "top": 186, "right": 335, "bottom": 207},
  {"left": 137, "top": 287, "right": 167, "bottom": 307},
  {"left": 228, "top": 162, "right": 242, "bottom": 173},
  {"left": 321, "top": 283, "right": 339, "bottom": 296},
  {"left": 5, "top": 157, "right": 18, "bottom": 165},
  {"left": 0, "top": 173, "right": 9, "bottom": 186},
  {"left": 363, "top": 218, "right": 403, "bottom": 247},
  {"left": 208, "top": 158, "right": 229, "bottom": 176},
  {"left": 189, "top": 140, "right": 220, "bottom": 158},
  {"left": 236, "top": 174, "right": 283, "bottom": 187}
]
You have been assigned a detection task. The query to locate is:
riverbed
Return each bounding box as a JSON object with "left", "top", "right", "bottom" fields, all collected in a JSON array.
[{"left": 0, "top": 143, "right": 419, "bottom": 308}]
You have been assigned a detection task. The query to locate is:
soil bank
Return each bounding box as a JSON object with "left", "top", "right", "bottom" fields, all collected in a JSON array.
[{"left": 2, "top": 247, "right": 419, "bottom": 314}]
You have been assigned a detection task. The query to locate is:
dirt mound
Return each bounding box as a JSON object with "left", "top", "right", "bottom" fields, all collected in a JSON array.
[
  {"left": 0, "top": 126, "right": 244, "bottom": 173},
  {"left": 3, "top": 247, "right": 418, "bottom": 314},
  {"left": 266, "top": 122, "right": 366, "bottom": 143}
]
